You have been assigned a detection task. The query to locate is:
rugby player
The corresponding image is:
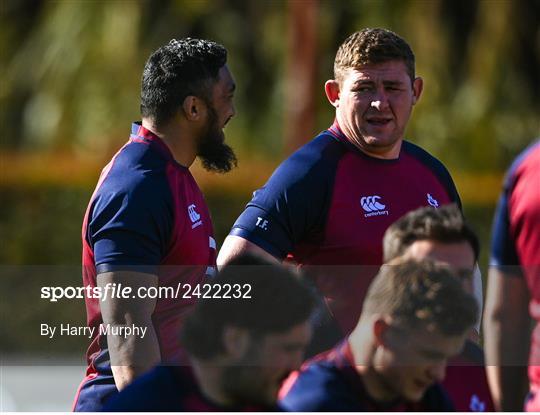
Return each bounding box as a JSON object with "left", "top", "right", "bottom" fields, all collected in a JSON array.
[
  {"left": 217, "top": 28, "right": 482, "bottom": 345},
  {"left": 280, "top": 260, "right": 477, "bottom": 411},
  {"left": 383, "top": 204, "right": 494, "bottom": 411},
  {"left": 104, "top": 254, "right": 315, "bottom": 411},
  {"left": 485, "top": 140, "right": 540, "bottom": 411},
  {"left": 73, "top": 38, "right": 237, "bottom": 410}
]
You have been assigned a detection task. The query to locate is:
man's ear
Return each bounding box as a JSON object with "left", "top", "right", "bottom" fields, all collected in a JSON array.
[
  {"left": 182, "top": 95, "right": 205, "bottom": 121},
  {"left": 223, "top": 326, "right": 250, "bottom": 359},
  {"left": 412, "top": 77, "right": 423, "bottom": 105},
  {"left": 373, "top": 316, "right": 391, "bottom": 348},
  {"left": 324, "top": 80, "right": 341, "bottom": 108}
]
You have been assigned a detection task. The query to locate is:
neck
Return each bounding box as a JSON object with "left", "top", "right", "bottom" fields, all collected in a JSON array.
[
  {"left": 141, "top": 118, "right": 197, "bottom": 168},
  {"left": 334, "top": 116, "right": 402, "bottom": 159},
  {"left": 349, "top": 321, "right": 400, "bottom": 402},
  {"left": 354, "top": 139, "right": 402, "bottom": 160},
  {"left": 190, "top": 358, "right": 232, "bottom": 407}
]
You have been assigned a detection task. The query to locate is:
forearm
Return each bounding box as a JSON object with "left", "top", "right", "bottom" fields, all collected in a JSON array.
[
  {"left": 486, "top": 364, "right": 528, "bottom": 411},
  {"left": 484, "top": 315, "right": 529, "bottom": 411},
  {"left": 217, "top": 235, "right": 279, "bottom": 268},
  {"left": 97, "top": 271, "right": 160, "bottom": 390},
  {"left": 484, "top": 269, "right": 530, "bottom": 411},
  {"left": 108, "top": 319, "right": 160, "bottom": 390}
]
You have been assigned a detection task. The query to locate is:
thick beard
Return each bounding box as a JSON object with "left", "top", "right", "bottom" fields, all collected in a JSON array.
[{"left": 197, "top": 106, "right": 237, "bottom": 173}]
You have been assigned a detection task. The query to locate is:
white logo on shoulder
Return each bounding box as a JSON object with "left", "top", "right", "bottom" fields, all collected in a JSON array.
[
  {"left": 188, "top": 204, "right": 202, "bottom": 229},
  {"left": 361, "top": 195, "right": 389, "bottom": 218},
  {"left": 469, "top": 394, "right": 486, "bottom": 412},
  {"left": 427, "top": 193, "right": 439, "bottom": 208},
  {"left": 256, "top": 217, "right": 269, "bottom": 231}
]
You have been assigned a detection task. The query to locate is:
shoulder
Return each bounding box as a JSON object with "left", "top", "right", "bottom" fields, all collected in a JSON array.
[
  {"left": 232, "top": 132, "right": 348, "bottom": 256},
  {"left": 402, "top": 141, "right": 452, "bottom": 175},
  {"left": 101, "top": 142, "right": 170, "bottom": 190},
  {"left": 264, "top": 132, "right": 347, "bottom": 190},
  {"left": 104, "top": 366, "right": 181, "bottom": 411},
  {"left": 280, "top": 360, "right": 358, "bottom": 411},
  {"left": 288, "top": 131, "right": 348, "bottom": 165},
  {"left": 90, "top": 172, "right": 173, "bottom": 235},
  {"left": 491, "top": 140, "right": 540, "bottom": 269},
  {"left": 461, "top": 340, "right": 485, "bottom": 364},
  {"left": 504, "top": 139, "right": 540, "bottom": 191},
  {"left": 93, "top": 144, "right": 174, "bottom": 213},
  {"left": 402, "top": 140, "right": 461, "bottom": 206}
]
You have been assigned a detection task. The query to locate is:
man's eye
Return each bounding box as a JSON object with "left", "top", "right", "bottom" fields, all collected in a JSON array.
[{"left": 354, "top": 87, "right": 372, "bottom": 93}]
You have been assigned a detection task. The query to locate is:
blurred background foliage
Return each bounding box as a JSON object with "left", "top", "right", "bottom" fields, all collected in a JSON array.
[{"left": 0, "top": 0, "right": 539, "bottom": 353}]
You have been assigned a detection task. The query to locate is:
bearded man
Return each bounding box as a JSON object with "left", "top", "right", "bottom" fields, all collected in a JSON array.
[{"left": 73, "top": 38, "right": 237, "bottom": 411}]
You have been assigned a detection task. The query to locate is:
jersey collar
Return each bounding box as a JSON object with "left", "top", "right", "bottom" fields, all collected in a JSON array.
[
  {"left": 130, "top": 122, "right": 176, "bottom": 162},
  {"left": 335, "top": 340, "right": 404, "bottom": 410},
  {"left": 327, "top": 119, "right": 402, "bottom": 163}
]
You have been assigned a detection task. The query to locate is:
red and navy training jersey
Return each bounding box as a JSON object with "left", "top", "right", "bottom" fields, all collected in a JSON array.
[
  {"left": 490, "top": 140, "right": 540, "bottom": 390},
  {"left": 103, "top": 365, "right": 278, "bottom": 411},
  {"left": 443, "top": 340, "right": 495, "bottom": 411},
  {"left": 74, "top": 123, "right": 216, "bottom": 410},
  {"left": 279, "top": 340, "right": 454, "bottom": 411},
  {"left": 230, "top": 121, "right": 461, "bottom": 332}
]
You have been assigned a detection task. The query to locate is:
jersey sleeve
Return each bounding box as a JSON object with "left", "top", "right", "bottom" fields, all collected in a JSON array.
[
  {"left": 490, "top": 168, "right": 521, "bottom": 273},
  {"left": 425, "top": 155, "right": 462, "bottom": 208},
  {"left": 229, "top": 134, "right": 343, "bottom": 260},
  {"left": 404, "top": 141, "right": 462, "bottom": 209},
  {"left": 280, "top": 364, "right": 362, "bottom": 411},
  {"left": 88, "top": 173, "right": 173, "bottom": 274},
  {"left": 440, "top": 164, "right": 461, "bottom": 208}
]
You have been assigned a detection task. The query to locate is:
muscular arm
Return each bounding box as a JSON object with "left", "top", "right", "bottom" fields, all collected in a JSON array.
[
  {"left": 484, "top": 268, "right": 530, "bottom": 411},
  {"left": 217, "top": 235, "right": 279, "bottom": 268},
  {"left": 97, "top": 271, "right": 160, "bottom": 391}
]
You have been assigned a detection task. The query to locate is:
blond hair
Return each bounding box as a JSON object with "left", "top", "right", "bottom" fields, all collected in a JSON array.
[{"left": 362, "top": 259, "right": 477, "bottom": 335}]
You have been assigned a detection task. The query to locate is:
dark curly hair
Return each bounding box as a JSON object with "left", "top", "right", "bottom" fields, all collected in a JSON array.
[
  {"left": 181, "top": 254, "right": 316, "bottom": 360},
  {"left": 140, "top": 38, "right": 227, "bottom": 126}
]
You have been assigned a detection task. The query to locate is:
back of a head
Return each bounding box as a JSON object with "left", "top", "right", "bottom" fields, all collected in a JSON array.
[
  {"left": 362, "top": 259, "right": 478, "bottom": 336},
  {"left": 141, "top": 37, "right": 227, "bottom": 126},
  {"left": 334, "top": 28, "right": 415, "bottom": 84},
  {"left": 181, "top": 254, "right": 315, "bottom": 360},
  {"left": 383, "top": 204, "right": 480, "bottom": 263}
]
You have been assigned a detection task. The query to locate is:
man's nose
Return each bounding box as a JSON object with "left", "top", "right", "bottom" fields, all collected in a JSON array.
[
  {"left": 370, "top": 90, "right": 390, "bottom": 111},
  {"left": 426, "top": 361, "right": 447, "bottom": 383}
]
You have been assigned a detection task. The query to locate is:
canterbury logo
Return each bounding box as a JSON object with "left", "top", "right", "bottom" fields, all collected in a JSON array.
[
  {"left": 361, "top": 196, "right": 386, "bottom": 212},
  {"left": 427, "top": 193, "right": 439, "bottom": 208},
  {"left": 188, "top": 204, "right": 202, "bottom": 229},
  {"left": 469, "top": 394, "right": 486, "bottom": 412},
  {"left": 361, "top": 195, "right": 389, "bottom": 218},
  {"left": 188, "top": 204, "right": 201, "bottom": 222}
]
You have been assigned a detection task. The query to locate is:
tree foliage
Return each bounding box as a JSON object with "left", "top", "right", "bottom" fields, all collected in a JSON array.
[{"left": 1, "top": 0, "right": 538, "bottom": 168}]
